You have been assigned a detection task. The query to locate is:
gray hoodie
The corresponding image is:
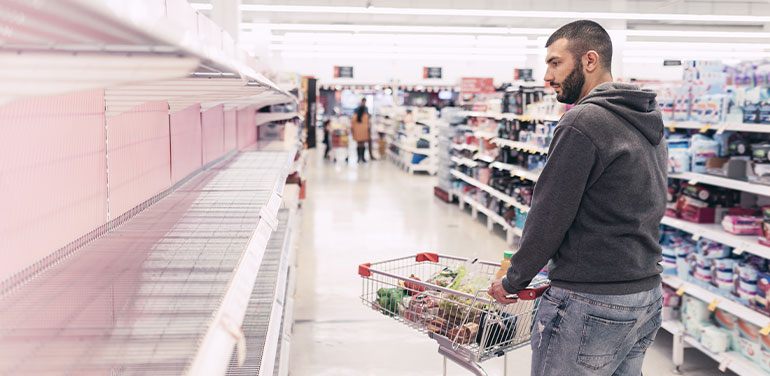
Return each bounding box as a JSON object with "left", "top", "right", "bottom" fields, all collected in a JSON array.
[{"left": 502, "top": 82, "right": 668, "bottom": 295}]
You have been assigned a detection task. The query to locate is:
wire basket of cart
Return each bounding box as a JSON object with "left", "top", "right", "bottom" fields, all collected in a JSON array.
[{"left": 358, "top": 252, "right": 549, "bottom": 376}]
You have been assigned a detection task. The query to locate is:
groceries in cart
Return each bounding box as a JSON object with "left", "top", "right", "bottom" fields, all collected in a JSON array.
[{"left": 362, "top": 253, "right": 549, "bottom": 357}]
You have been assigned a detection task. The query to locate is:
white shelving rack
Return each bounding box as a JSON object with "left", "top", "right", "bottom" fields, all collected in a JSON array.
[
  {"left": 660, "top": 320, "right": 765, "bottom": 375},
  {"left": 0, "top": 1, "right": 302, "bottom": 375},
  {"left": 669, "top": 172, "right": 770, "bottom": 198},
  {"left": 0, "top": 151, "right": 298, "bottom": 376},
  {"left": 666, "top": 120, "right": 770, "bottom": 134}
]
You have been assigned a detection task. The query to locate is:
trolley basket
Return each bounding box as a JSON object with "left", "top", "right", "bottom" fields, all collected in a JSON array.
[{"left": 358, "top": 252, "right": 549, "bottom": 375}]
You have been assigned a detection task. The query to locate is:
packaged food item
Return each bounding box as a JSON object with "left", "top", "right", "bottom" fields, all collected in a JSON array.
[
  {"left": 722, "top": 215, "right": 763, "bottom": 235},
  {"left": 713, "top": 309, "right": 738, "bottom": 351},
  {"left": 736, "top": 318, "right": 762, "bottom": 362},
  {"left": 448, "top": 322, "right": 480, "bottom": 344},
  {"left": 700, "top": 324, "right": 729, "bottom": 353},
  {"left": 760, "top": 332, "right": 770, "bottom": 373},
  {"left": 681, "top": 295, "right": 710, "bottom": 338},
  {"left": 494, "top": 251, "right": 514, "bottom": 280},
  {"left": 754, "top": 272, "right": 770, "bottom": 313}
]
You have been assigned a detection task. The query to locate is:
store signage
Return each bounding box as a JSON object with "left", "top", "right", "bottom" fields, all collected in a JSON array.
[
  {"left": 515, "top": 68, "right": 533, "bottom": 81},
  {"left": 663, "top": 60, "right": 682, "bottom": 66},
  {"left": 424, "top": 67, "right": 442, "bottom": 79},
  {"left": 460, "top": 77, "right": 494, "bottom": 94},
  {"left": 334, "top": 66, "right": 354, "bottom": 78}
]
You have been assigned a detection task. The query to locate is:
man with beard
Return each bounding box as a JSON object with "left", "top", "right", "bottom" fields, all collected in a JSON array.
[{"left": 488, "top": 20, "right": 666, "bottom": 375}]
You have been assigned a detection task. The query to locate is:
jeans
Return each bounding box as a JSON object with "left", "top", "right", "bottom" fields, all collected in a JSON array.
[{"left": 531, "top": 285, "right": 662, "bottom": 376}]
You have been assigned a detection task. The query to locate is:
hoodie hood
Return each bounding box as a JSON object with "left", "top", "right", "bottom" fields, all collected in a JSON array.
[{"left": 578, "top": 82, "right": 664, "bottom": 145}]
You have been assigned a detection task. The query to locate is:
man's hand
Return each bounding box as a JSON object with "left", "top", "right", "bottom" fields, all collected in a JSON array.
[{"left": 488, "top": 279, "right": 519, "bottom": 304}]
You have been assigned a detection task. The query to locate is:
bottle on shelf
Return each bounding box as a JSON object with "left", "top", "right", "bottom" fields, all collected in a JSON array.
[{"left": 494, "top": 251, "right": 514, "bottom": 280}]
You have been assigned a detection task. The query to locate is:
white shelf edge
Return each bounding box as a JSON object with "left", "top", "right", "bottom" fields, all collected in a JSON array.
[
  {"left": 490, "top": 161, "right": 541, "bottom": 182},
  {"left": 666, "top": 120, "right": 770, "bottom": 134},
  {"left": 660, "top": 320, "right": 767, "bottom": 376},
  {"left": 490, "top": 138, "right": 548, "bottom": 155},
  {"left": 187, "top": 156, "right": 293, "bottom": 376},
  {"left": 661, "top": 275, "right": 770, "bottom": 330},
  {"left": 450, "top": 169, "right": 530, "bottom": 212},
  {"left": 258, "top": 213, "right": 296, "bottom": 376},
  {"left": 461, "top": 195, "right": 512, "bottom": 231},
  {"left": 669, "top": 172, "right": 770, "bottom": 198},
  {"left": 660, "top": 216, "right": 770, "bottom": 260},
  {"left": 256, "top": 112, "right": 299, "bottom": 127},
  {"left": 393, "top": 142, "right": 437, "bottom": 155}
]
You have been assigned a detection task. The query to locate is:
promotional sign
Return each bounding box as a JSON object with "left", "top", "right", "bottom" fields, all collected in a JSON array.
[
  {"left": 423, "top": 67, "right": 442, "bottom": 79},
  {"left": 515, "top": 68, "right": 534, "bottom": 81},
  {"left": 460, "top": 77, "right": 494, "bottom": 94},
  {"left": 334, "top": 66, "right": 354, "bottom": 78}
]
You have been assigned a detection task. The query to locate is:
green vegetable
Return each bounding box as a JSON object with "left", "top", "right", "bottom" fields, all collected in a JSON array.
[
  {"left": 448, "top": 266, "right": 467, "bottom": 290},
  {"left": 377, "top": 287, "right": 406, "bottom": 316}
]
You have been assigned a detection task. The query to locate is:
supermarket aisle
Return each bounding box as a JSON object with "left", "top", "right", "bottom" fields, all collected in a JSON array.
[{"left": 289, "top": 148, "right": 732, "bottom": 376}]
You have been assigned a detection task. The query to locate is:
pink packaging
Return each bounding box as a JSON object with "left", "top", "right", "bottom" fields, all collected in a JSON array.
[{"left": 722, "top": 215, "right": 762, "bottom": 235}]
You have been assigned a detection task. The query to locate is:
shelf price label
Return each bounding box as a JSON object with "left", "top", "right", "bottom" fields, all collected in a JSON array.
[
  {"left": 676, "top": 285, "right": 687, "bottom": 296},
  {"left": 761, "top": 324, "right": 770, "bottom": 336},
  {"left": 708, "top": 299, "right": 720, "bottom": 312},
  {"left": 669, "top": 123, "right": 677, "bottom": 133},
  {"left": 716, "top": 122, "right": 730, "bottom": 135},
  {"left": 699, "top": 123, "right": 712, "bottom": 133},
  {"left": 733, "top": 245, "right": 747, "bottom": 255},
  {"left": 718, "top": 357, "right": 731, "bottom": 373}
]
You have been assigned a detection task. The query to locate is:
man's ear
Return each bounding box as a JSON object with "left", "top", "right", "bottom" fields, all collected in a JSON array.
[{"left": 584, "top": 50, "right": 600, "bottom": 73}]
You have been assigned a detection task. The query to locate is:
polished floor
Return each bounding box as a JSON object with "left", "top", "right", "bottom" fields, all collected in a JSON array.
[{"left": 288, "top": 147, "right": 735, "bottom": 376}]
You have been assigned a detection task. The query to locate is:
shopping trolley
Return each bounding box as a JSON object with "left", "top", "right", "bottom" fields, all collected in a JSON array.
[{"left": 358, "top": 252, "right": 549, "bottom": 376}]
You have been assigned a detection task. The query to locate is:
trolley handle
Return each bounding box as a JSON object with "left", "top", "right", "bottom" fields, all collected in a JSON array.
[
  {"left": 479, "top": 284, "right": 550, "bottom": 301},
  {"left": 512, "top": 285, "right": 550, "bottom": 300}
]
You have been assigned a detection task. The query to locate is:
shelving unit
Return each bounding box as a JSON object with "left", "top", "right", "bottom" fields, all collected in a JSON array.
[
  {"left": 490, "top": 138, "right": 549, "bottom": 155},
  {"left": 451, "top": 156, "right": 478, "bottom": 168},
  {"left": 660, "top": 216, "right": 770, "bottom": 259},
  {"left": 256, "top": 112, "right": 300, "bottom": 127},
  {"left": 455, "top": 191, "right": 522, "bottom": 245},
  {"left": 490, "top": 162, "right": 541, "bottom": 183},
  {"left": 474, "top": 154, "right": 496, "bottom": 164},
  {"left": 0, "top": 151, "right": 297, "bottom": 375},
  {"left": 669, "top": 172, "right": 770, "bottom": 197},
  {"left": 662, "top": 275, "right": 770, "bottom": 329},
  {"left": 450, "top": 170, "right": 530, "bottom": 213},
  {"left": 666, "top": 120, "right": 770, "bottom": 134},
  {"left": 660, "top": 320, "right": 765, "bottom": 375}
]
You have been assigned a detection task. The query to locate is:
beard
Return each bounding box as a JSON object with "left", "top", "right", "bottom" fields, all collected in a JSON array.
[{"left": 553, "top": 62, "right": 585, "bottom": 104}]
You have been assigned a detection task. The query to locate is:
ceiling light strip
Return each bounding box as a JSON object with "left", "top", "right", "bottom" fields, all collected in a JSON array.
[{"left": 239, "top": 5, "right": 770, "bottom": 23}]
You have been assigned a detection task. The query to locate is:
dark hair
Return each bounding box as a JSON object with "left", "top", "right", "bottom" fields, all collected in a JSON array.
[
  {"left": 545, "top": 20, "right": 612, "bottom": 70},
  {"left": 356, "top": 104, "right": 367, "bottom": 122}
]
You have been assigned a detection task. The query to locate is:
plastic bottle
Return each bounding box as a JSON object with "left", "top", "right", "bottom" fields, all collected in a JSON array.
[{"left": 494, "top": 251, "right": 514, "bottom": 280}]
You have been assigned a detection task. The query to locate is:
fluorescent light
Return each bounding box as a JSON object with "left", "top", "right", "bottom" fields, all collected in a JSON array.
[
  {"left": 239, "top": 5, "right": 770, "bottom": 23},
  {"left": 190, "top": 3, "right": 213, "bottom": 11},
  {"left": 243, "top": 23, "right": 770, "bottom": 40},
  {"left": 269, "top": 43, "right": 539, "bottom": 55},
  {"left": 247, "top": 23, "right": 552, "bottom": 36},
  {"left": 624, "top": 30, "right": 770, "bottom": 39},
  {"left": 278, "top": 51, "right": 526, "bottom": 63}
]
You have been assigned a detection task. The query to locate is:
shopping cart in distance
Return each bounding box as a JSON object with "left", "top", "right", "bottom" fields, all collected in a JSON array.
[{"left": 358, "top": 253, "right": 549, "bottom": 376}]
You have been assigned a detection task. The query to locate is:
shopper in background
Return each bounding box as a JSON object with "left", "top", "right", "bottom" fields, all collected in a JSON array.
[
  {"left": 322, "top": 118, "right": 331, "bottom": 160},
  {"left": 351, "top": 98, "right": 371, "bottom": 163},
  {"left": 488, "top": 20, "right": 666, "bottom": 376}
]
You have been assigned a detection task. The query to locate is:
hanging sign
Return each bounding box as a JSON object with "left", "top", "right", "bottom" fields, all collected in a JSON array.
[
  {"left": 334, "top": 66, "right": 354, "bottom": 78},
  {"left": 461, "top": 77, "right": 494, "bottom": 94},
  {"left": 515, "top": 68, "right": 534, "bottom": 81},
  {"left": 424, "top": 67, "right": 442, "bottom": 79}
]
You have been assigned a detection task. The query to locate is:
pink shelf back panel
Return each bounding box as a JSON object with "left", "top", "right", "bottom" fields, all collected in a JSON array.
[
  {"left": 236, "top": 107, "right": 257, "bottom": 150},
  {"left": 201, "top": 105, "right": 225, "bottom": 165},
  {"left": 107, "top": 101, "right": 172, "bottom": 218},
  {"left": 170, "top": 104, "right": 202, "bottom": 184},
  {"left": 224, "top": 108, "right": 237, "bottom": 152},
  {"left": 0, "top": 90, "right": 108, "bottom": 282}
]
